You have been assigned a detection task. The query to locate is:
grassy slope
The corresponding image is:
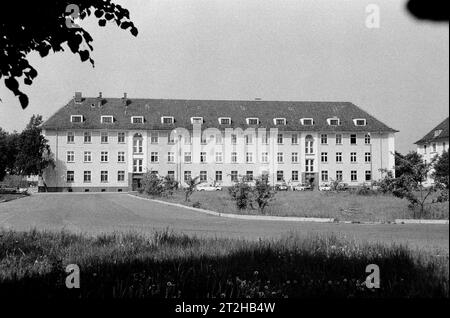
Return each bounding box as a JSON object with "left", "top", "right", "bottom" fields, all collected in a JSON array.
[
  {"left": 136, "top": 190, "right": 449, "bottom": 222},
  {"left": 0, "top": 229, "right": 448, "bottom": 298}
]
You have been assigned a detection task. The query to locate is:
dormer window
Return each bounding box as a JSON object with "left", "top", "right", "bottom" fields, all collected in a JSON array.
[
  {"left": 354, "top": 118, "right": 367, "bottom": 126},
  {"left": 131, "top": 116, "right": 144, "bottom": 124},
  {"left": 161, "top": 116, "right": 174, "bottom": 124},
  {"left": 301, "top": 118, "right": 314, "bottom": 126},
  {"left": 246, "top": 117, "right": 259, "bottom": 125},
  {"left": 101, "top": 116, "right": 114, "bottom": 124},
  {"left": 191, "top": 117, "right": 203, "bottom": 124},
  {"left": 327, "top": 118, "right": 340, "bottom": 126},
  {"left": 274, "top": 118, "right": 286, "bottom": 125},
  {"left": 219, "top": 117, "right": 231, "bottom": 125},
  {"left": 70, "top": 115, "right": 83, "bottom": 123},
  {"left": 434, "top": 130, "right": 443, "bottom": 137}
]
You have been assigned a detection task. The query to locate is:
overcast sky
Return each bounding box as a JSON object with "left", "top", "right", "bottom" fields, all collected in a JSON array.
[{"left": 0, "top": 0, "right": 448, "bottom": 153}]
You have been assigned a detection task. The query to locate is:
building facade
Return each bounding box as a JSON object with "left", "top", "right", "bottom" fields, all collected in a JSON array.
[
  {"left": 415, "top": 117, "right": 449, "bottom": 186},
  {"left": 41, "top": 93, "right": 397, "bottom": 192}
]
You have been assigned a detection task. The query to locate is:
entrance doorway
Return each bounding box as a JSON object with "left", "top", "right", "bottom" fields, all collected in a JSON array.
[{"left": 132, "top": 177, "right": 142, "bottom": 191}]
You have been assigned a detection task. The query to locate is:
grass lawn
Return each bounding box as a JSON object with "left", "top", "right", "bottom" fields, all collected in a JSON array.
[
  {"left": 0, "top": 229, "right": 447, "bottom": 298},
  {"left": 0, "top": 193, "right": 28, "bottom": 203},
  {"left": 135, "top": 190, "right": 449, "bottom": 222}
]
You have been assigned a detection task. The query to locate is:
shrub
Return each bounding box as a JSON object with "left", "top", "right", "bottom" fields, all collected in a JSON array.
[
  {"left": 253, "top": 175, "right": 276, "bottom": 213},
  {"left": 184, "top": 176, "right": 201, "bottom": 202},
  {"left": 141, "top": 172, "right": 178, "bottom": 197},
  {"left": 228, "top": 177, "right": 253, "bottom": 210}
]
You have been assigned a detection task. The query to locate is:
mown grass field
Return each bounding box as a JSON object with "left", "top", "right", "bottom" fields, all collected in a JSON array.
[
  {"left": 0, "top": 229, "right": 447, "bottom": 298},
  {"left": 0, "top": 193, "right": 28, "bottom": 203},
  {"left": 135, "top": 190, "right": 449, "bottom": 222}
]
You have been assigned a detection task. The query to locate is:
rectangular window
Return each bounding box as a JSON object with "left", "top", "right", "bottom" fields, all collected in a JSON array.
[
  {"left": 184, "top": 152, "right": 192, "bottom": 163},
  {"left": 365, "top": 170, "right": 372, "bottom": 181},
  {"left": 100, "top": 171, "right": 108, "bottom": 183},
  {"left": 118, "top": 151, "right": 125, "bottom": 163},
  {"left": 151, "top": 152, "right": 159, "bottom": 163},
  {"left": 336, "top": 152, "right": 342, "bottom": 163},
  {"left": 277, "top": 133, "right": 283, "bottom": 144},
  {"left": 133, "top": 138, "right": 143, "bottom": 154},
  {"left": 335, "top": 134, "right": 342, "bottom": 145},
  {"left": 162, "top": 116, "right": 174, "bottom": 124},
  {"left": 351, "top": 170, "right": 357, "bottom": 181},
  {"left": 246, "top": 171, "right": 253, "bottom": 181},
  {"left": 101, "top": 116, "right": 113, "bottom": 124},
  {"left": 184, "top": 171, "right": 192, "bottom": 181},
  {"left": 191, "top": 117, "right": 203, "bottom": 124},
  {"left": 118, "top": 171, "right": 125, "bottom": 182},
  {"left": 245, "top": 134, "right": 253, "bottom": 144},
  {"left": 215, "top": 171, "right": 222, "bottom": 182},
  {"left": 219, "top": 117, "right": 231, "bottom": 125},
  {"left": 275, "top": 118, "right": 286, "bottom": 125},
  {"left": 291, "top": 152, "right": 298, "bottom": 163},
  {"left": 329, "top": 119, "right": 340, "bottom": 126},
  {"left": 277, "top": 152, "right": 284, "bottom": 163},
  {"left": 246, "top": 152, "right": 253, "bottom": 163},
  {"left": 84, "top": 151, "right": 92, "bottom": 163},
  {"left": 184, "top": 133, "right": 192, "bottom": 145},
  {"left": 168, "top": 133, "right": 175, "bottom": 144},
  {"left": 231, "top": 152, "right": 237, "bottom": 163},
  {"left": 215, "top": 152, "right": 223, "bottom": 163},
  {"left": 71, "top": 115, "right": 83, "bottom": 123},
  {"left": 133, "top": 159, "right": 143, "bottom": 173},
  {"left": 231, "top": 171, "right": 238, "bottom": 182},
  {"left": 101, "top": 132, "right": 108, "bottom": 143},
  {"left": 262, "top": 134, "right": 269, "bottom": 145},
  {"left": 291, "top": 134, "right": 298, "bottom": 145},
  {"left": 101, "top": 151, "right": 108, "bottom": 162},
  {"left": 67, "top": 151, "right": 74, "bottom": 163},
  {"left": 167, "top": 171, "right": 175, "bottom": 180},
  {"left": 350, "top": 152, "right": 357, "bottom": 163},
  {"left": 200, "top": 152, "right": 207, "bottom": 163},
  {"left": 276, "top": 170, "right": 284, "bottom": 182},
  {"left": 168, "top": 152, "right": 175, "bottom": 163},
  {"left": 321, "top": 171, "right": 329, "bottom": 182},
  {"left": 305, "top": 139, "right": 313, "bottom": 154},
  {"left": 365, "top": 133, "right": 371, "bottom": 144},
  {"left": 84, "top": 132, "right": 91, "bottom": 143},
  {"left": 301, "top": 118, "right": 313, "bottom": 126},
  {"left": 432, "top": 143, "right": 437, "bottom": 152},
  {"left": 247, "top": 118, "right": 259, "bottom": 125},
  {"left": 200, "top": 134, "right": 207, "bottom": 144},
  {"left": 365, "top": 152, "right": 371, "bottom": 163},
  {"left": 66, "top": 171, "right": 74, "bottom": 183},
  {"left": 200, "top": 171, "right": 207, "bottom": 182},
  {"left": 321, "top": 152, "right": 328, "bottom": 163},
  {"left": 83, "top": 171, "right": 91, "bottom": 183},
  {"left": 336, "top": 171, "right": 343, "bottom": 181},
  {"left": 350, "top": 134, "right": 357, "bottom": 145},
  {"left": 261, "top": 152, "right": 269, "bottom": 163},
  {"left": 231, "top": 134, "right": 237, "bottom": 144},
  {"left": 305, "top": 159, "right": 314, "bottom": 172},
  {"left": 67, "top": 132, "right": 74, "bottom": 143},
  {"left": 292, "top": 170, "right": 299, "bottom": 182},
  {"left": 118, "top": 132, "right": 125, "bottom": 143},
  {"left": 131, "top": 116, "right": 144, "bottom": 124},
  {"left": 151, "top": 132, "right": 158, "bottom": 144},
  {"left": 321, "top": 134, "right": 328, "bottom": 144}
]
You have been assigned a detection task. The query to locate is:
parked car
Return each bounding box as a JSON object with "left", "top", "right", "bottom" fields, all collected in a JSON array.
[
  {"left": 196, "top": 183, "right": 223, "bottom": 191},
  {"left": 336, "top": 183, "right": 349, "bottom": 191},
  {"left": 318, "top": 184, "right": 332, "bottom": 191},
  {"left": 275, "top": 182, "right": 289, "bottom": 191},
  {"left": 292, "top": 183, "right": 312, "bottom": 191}
]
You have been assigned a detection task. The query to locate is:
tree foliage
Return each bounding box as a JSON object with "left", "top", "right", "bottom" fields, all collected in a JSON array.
[
  {"left": 1, "top": 0, "right": 138, "bottom": 108},
  {"left": 253, "top": 175, "right": 276, "bottom": 213},
  {"left": 184, "top": 176, "right": 201, "bottom": 202},
  {"left": 432, "top": 150, "right": 449, "bottom": 189}
]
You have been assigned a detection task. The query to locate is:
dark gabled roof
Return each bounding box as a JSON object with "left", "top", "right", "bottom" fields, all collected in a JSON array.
[
  {"left": 415, "top": 117, "right": 449, "bottom": 144},
  {"left": 42, "top": 97, "right": 398, "bottom": 133}
]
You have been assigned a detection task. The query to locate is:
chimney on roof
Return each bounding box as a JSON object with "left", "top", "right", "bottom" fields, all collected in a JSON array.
[
  {"left": 74, "top": 92, "right": 82, "bottom": 103},
  {"left": 97, "top": 92, "right": 103, "bottom": 107},
  {"left": 122, "top": 92, "right": 128, "bottom": 106}
]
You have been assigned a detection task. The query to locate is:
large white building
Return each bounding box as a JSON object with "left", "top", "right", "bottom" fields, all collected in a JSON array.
[
  {"left": 415, "top": 117, "right": 449, "bottom": 186},
  {"left": 40, "top": 92, "right": 397, "bottom": 192}
]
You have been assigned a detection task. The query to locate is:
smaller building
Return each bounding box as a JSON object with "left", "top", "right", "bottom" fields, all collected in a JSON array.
[{"left": 415, "top": 117, "right": 449, "bottom": 185}]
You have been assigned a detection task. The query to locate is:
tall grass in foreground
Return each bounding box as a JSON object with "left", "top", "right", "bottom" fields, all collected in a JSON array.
[{"left": 0, "top": 229, "right": 448, "bottom": 298}]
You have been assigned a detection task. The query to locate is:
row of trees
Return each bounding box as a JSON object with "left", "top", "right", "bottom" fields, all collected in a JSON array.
[{"left": 0, "top": 115, "right": 53, "bottom": 183}]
